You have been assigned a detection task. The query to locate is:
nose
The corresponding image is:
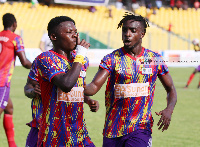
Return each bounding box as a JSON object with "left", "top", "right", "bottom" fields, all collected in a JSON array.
[
  {"left": 73, "top": 32, "right": 77, "bottom": 38},
  {"left": 125, "top": 29, "right": 131, "bottom": 37}
]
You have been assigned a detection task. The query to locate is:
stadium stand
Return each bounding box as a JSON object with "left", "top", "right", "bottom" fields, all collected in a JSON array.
[
  {"left": 135, "top": 6, "right": 200, "bottom": 50},
  {"left": 0, "top": 2, "right": 199, "bottom": 51}
]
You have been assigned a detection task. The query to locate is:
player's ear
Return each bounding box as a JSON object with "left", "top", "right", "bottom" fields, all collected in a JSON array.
[
  {"left": 141, "top": 30, "right": 145, "bottom": 39},
  {"left": 50, "top": 34, "right": 57, "bottom": 41}
]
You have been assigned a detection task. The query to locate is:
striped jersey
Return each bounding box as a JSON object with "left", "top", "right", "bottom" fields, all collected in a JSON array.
[
  {"left": 100, "top": 47, "right": 169, "bottom": 138},
  {"left": 30, "top": 50, "right": 92, "bottom": 146},
  {"left": 0, "top": 30, "right": 25, "bottom": 87},
  {"left": 27, "top": 59, "right": 43, "bottom": 129}
]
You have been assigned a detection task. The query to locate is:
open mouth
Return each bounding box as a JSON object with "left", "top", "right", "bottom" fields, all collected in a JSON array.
[{"left": 124, "top": 40, "right": 131, "bottom": 45}]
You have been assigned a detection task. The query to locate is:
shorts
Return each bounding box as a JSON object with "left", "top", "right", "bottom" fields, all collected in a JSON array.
[
  {"left": 103, "top": 129, "right": 152, "bottom": 147},
  {"left": 196, "top": 65, "right": 200, "bottom": 72},
  {"left": 26, "top": 127, "right": 39, "bottom": 147},
  {"left": 0, "top": 86, "right": 10, "bottom": 109},
  {"left": 86, "top": 143, "right": 95, "bottom": 147}
]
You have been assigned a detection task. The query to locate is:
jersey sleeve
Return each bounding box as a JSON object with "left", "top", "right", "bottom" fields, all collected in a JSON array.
[
  {"left": 13, "top": 35, "right": 25, "bottom": 53},
  {"left": 84, "top": 56, "right": 89, "bottom": 71},
  {"left": 28, "top": 59, "right": 39, "bottom": 82},
  {"left": 157, "top": 54, "right": 169, "bottom": 76},
  {"left": 37, "top": 54, "right": 65, "bottom": 82},
  {"left": 99, "top": 53, "right": 113, "bottom": 73}
]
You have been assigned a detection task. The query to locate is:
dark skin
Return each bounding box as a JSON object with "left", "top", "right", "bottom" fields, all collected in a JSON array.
[
  {"left": 50, "top": 21, "right": 90, "bottom": 93},
  {"left": 0, "top": 20, "right": 32, "bottom": 116},
  {"left": 24, "top": 20, "right": 99, "bottom": 112},
  {"left": 24, "top": 79, "right": 99, "bottom": 112},
  {"left": 84, "top": 19, "right": 177, "bottom": 132}
]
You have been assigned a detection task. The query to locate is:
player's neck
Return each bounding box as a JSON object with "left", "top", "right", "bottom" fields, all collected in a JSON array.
[
  {"left": 53, "top": 48, "right": 72, "bottom": 59},
  {"left": 125, "top": 45, "right": 142, "bottom": 57},
  {"left": 4, "top": 28, "right": 14, "bottom": 32}
]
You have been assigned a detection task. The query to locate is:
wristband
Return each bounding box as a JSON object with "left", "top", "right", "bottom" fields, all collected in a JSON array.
[
  {"left": 74, "top": 55, "right": 86, "bottom": 64},
  {"left": 76, "top": 45, "right": 88, "bottom": 57}
]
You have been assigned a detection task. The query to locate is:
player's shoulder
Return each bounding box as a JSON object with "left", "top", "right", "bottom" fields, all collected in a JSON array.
[
  {"left": 36, "top": 50, "right": 54, "bottom": 60},
  {"left": 143, "top": 48, "right": 162, "bottom": 57},
  {"left": 104, "top": 48, "right": 121, "bottom": 57},
  {"left": 11, "top": 33, "right": 23, "bottom": 42}
]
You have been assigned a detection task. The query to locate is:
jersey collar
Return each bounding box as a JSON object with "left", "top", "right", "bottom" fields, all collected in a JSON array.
[{"left": 122, "top": 47, "right": 145, "bottom": 60}]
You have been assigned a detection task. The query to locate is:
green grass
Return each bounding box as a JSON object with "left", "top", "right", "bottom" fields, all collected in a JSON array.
[{"left": 0, "top": 66, "right": 200, "bottom": 147}]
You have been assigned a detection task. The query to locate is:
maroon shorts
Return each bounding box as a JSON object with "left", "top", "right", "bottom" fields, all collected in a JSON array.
[
  {"left": 0, "top": 86, "right": 10, "bottom": 109},
  {"left": 26, "top": 127, "right": 39, "bottom": 147},
  {"left": 103, "top": 129, "right": 152, "bottom": 147}
]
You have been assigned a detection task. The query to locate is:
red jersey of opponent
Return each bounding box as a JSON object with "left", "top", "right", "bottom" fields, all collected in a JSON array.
[{"left": 0, "top": 30, "right": 25, "bottom": 87}]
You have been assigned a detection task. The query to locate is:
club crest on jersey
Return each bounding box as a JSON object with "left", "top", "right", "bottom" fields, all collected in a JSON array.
[
  {"left": 80, "top": 70, "right": 86, "bottom": 77},
  {"left": 142, "top": 68, "right": 152, "bottom": 74}
]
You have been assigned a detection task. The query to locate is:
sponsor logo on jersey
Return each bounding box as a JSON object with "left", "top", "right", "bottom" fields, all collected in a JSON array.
[
  {"left": 114, "top": 82, "right": 149, "bottom": 98},
  {"left": 57, "top": 87, "right": 84, "bottom": 102}
]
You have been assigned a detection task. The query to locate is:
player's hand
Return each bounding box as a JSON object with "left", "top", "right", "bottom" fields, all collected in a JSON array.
[
  {"left": 34, "top": 84, "right": 41, "bottom": 96},
  {"left": 79, "top": 39, "right": 90, "bottom": 49},
  {"left": 77, "top": 33, "right": 90, "bottom": 49},
  {"left": 88, "top": 99, "right": 99, "bottom": 112},
  {"left": 155, "top": 108, "right": 173, "bottom": 132}
]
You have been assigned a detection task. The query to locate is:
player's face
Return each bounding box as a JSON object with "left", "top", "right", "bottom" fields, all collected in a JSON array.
[
  {"left": 56, "top": 21, "right": 77, "bottom": 51},
  {"left": 13, "top": 22, "right": 17, "bottom": 32},
  {"left": 122, "top": 20, "right": 144, "bottom": 49}
]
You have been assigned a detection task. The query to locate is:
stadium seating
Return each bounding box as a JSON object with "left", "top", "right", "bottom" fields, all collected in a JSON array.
[
  {"left": 0, "top": 2, "right": 199, "bottom": 50},
  {"left": 135, "top": 6, "right": 200, "bottom": 50}
]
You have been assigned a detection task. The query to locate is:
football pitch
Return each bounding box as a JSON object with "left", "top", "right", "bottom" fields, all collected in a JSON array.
[{"left": 0, "top": 66, "right": 200, "bottom": 147}]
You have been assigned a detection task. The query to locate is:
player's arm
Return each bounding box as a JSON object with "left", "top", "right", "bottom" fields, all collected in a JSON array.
[
  {"left": 84, "top": 95, "right": 99, "bottom": 112},
  {"left": 52, "top": 63, "right": 83, "bottom": 93},
  {"left": 84, "top": 68, "right": 109, "bottom": 96},
  {"left": 156, "top": 73, "right": 177, "bottom": 132},
  {"left": 24, "top": 78, "right": 41, "bottom": 98},
  {"left": 17, "top": 51, "right": 32, "bottom": 69},
  {"left": 14, "top": 36, "right": 32, "bottom": 69},
  {"left": 52, "top": 39, "right": 90, "bottom": 93}
]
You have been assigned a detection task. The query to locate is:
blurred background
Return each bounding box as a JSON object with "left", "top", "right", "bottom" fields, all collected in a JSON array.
[
  {"left": 0, "top": 0, "right": 200, "bottom": 65},
  {"left": 0, "top": 1, "right": 200, "bottom": 146}
]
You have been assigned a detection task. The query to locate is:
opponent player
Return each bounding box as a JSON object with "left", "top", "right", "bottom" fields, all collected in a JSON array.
[
  {"left": 24, "top": 65, "right": 99, "bottom": 147},
  {"left": 25, "top": 16, "right": 96, "bottom": 146},
  {"left": 0, "top": 13, "right": 32, "bottom": 147},
  {"left": 184, "top": 39, "right": 200, "bottom": 89},
  {"left": 84, "top": 13, "right": 177, "bottom": 146}
]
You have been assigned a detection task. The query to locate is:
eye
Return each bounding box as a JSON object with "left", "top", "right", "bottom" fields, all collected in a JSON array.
[{"left": 131, "top": 28, "right": 136, "bottom": 33}]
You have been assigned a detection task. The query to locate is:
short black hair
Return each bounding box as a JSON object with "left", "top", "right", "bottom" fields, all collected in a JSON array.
[
  {"left": 117, "top": 12, "right": 149, "bottom": 34},
  {"left": 47, "top": 16, "right": 75, "bottom": 37},
  {"left": 2, "top": 13, "right": 16, "bottom": 28}
]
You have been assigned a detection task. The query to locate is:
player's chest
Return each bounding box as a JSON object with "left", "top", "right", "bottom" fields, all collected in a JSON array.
[
  {"left": 113, "top": 58, "right": 158, "bottom": 81},
  {"left": 58, "top": 61, "right": 86, "bottom": 78}
]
